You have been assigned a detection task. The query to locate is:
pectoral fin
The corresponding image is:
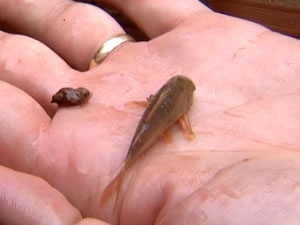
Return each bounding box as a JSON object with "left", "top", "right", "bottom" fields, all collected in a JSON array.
[
  {"left": 178, "top": 113, "right": 195, "bottom": 141},
  {"left": 161, "top": 128, "right": 173, "bottom": 144}
]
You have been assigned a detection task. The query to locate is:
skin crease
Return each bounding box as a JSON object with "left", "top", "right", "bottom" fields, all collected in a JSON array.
[{"left": 0, "top": 0, "right": 299, "bottom": 225}]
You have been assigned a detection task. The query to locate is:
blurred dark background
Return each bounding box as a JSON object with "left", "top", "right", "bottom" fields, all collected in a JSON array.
[{"left": 201, "top": 0, "right": 300, "bottom": 39}]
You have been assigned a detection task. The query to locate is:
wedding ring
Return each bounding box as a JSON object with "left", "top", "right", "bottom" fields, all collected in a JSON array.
[{"left": 89, "top": 34, "right": 134, "bottom": 69}]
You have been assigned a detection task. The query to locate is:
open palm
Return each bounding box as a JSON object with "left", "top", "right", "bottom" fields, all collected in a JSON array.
[{"left": 0, "top": 0, "right": 299, "bottom": 224}]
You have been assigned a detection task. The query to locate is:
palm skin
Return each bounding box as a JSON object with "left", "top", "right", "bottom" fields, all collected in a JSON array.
[{"left": 0, "top": 2, "right": 299, "bottom": 225}]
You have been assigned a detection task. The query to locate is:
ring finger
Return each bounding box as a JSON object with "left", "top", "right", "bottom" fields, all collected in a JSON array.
[{"left": 0, "top": 0, "right": 125, "bottom": 71}]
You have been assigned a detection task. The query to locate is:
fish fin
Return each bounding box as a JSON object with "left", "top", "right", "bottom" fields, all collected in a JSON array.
[
  {"left": 161, "top": 128, "right": 173, "bottom": 144},
  {"left": 178, "top": 113, "right": 195, "bottom": 141},
  {"left": 124, "top": 94, "right": 153, "bottom": 108},
  {"left": 146, "top": 94, "right": 154, "bottom": 102},
  {"left": 125, "top": 100, "right": 149, "bottom": 108},
  {"left": 100, "top": 166, "right": 127, "bottom": 215},
  {"left": 100, "top": 173, "right": 119, "bottom": 207}
]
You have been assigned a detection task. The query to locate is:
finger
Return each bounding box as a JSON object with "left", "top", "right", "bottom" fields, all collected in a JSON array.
[
  {"left": 0, "top": 81, "right": 101, "bottom": 217},
  {"left": 0, "top": 31, "right": 78, "bottom": 115},
  {"left": 0, "top": 79, "right": 133, "bottom": 219},
  {"left": 0, "top": 166, "right": 82, "bottom": 225},
  {"left": 98, "top": 0, "right": 210, "bottom": 37},
  {"left": 76, "top": 218, "right": 112, "bottom": 225},
  {"left": 0, "top": 166, "right": 113, "bottom": 225},
  {"left": 0, "top": 0, "right": 124, "bottom": 70},
  {"left": 0, "top": 81, "right": 51, "bottom": 171}
]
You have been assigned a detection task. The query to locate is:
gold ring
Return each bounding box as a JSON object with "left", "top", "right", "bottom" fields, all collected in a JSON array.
[{"left": 89, "top": 34, "right": 135, "bottom": 69}]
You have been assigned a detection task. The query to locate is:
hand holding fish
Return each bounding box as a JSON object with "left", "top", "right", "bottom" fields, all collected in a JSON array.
[{"left": 0, "top": 0, "right": 299, "bottom": 224}]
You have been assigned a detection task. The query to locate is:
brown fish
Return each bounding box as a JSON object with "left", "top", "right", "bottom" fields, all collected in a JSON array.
[
  {"left": 101, "top": 75, "right": 196, "bottom": 212},
  {"left": 127, "top": 75, "right": 196, "bottom": 160}
]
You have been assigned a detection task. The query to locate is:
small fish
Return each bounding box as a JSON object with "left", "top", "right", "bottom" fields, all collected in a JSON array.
[
  {"left": 127, "top": 75, "right": 196, "bottom": 160},
  {"left": 100, "top": 75, "right": 196, "bottom": 210},
  {"left": 51, "top": 87, "right": 90, "bottom": 106}
]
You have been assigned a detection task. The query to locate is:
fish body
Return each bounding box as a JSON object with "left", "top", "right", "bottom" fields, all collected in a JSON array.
[{"left": 127, "top": 75, "right": 196, "bottom": 160}]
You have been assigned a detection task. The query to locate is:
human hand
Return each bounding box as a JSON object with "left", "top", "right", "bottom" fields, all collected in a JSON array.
[{"left": 0, "top": 0, "right": 300, "bottom": 224}]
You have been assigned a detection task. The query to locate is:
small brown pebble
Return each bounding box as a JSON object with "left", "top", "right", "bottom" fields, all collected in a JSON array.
[{"left": 51, "top": 87, "right": 90, "bottom": 106}]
